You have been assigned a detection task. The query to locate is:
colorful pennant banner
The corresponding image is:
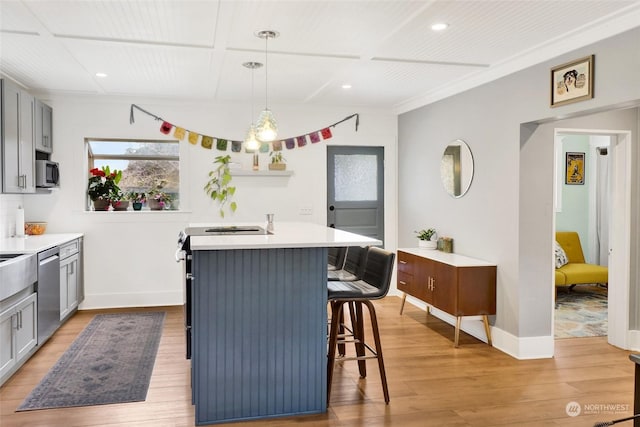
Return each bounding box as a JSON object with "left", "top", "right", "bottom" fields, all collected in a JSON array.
[{"left": 129, "top": 104, "right": 359, "bottom": 153}]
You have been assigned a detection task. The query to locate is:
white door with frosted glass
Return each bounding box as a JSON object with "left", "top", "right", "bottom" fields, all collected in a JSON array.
[{"left": 327, "top": 146, "right": 384, "bottom": 243}]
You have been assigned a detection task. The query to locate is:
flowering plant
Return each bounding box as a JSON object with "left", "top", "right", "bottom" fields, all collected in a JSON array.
[
  {"left": 148, "top": 181, "right": 173, "bottom": 209},
  {"left": 126, "top": 191, "right": 146, "bottom": 203},
  {"left": 87, "top": 166, "right": 122, "bottom": 201}
]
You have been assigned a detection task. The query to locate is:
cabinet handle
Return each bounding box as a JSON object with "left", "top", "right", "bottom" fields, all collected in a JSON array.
[
  {"left": 18, "top": 310, "right": 23, "bottom": 329},
  {"left": 399, "top": 260, "right": 407, "bottom": 264},
  {"left": 399, "top": 280, "right": 406, "bottom": 285}
]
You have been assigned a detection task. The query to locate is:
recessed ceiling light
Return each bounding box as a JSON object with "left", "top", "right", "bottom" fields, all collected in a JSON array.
[
  {"left": 431, "top": 23, "right": 449, "bottom": 31},
  {"left": 95, "top": 72, "right": 108, "bottom": 78},
  {"left": 341, "top": 84, "right": 352, "bottom": 90}
]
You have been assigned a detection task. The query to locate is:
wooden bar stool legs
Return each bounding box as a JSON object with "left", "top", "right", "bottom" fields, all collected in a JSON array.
[{"left": 327, "top": 299, "right": 389, "bottom": 405}]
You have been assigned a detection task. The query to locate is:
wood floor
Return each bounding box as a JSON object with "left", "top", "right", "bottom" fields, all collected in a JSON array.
[{"left": 0, "top": 297, "right": 635, "bottom": 427}]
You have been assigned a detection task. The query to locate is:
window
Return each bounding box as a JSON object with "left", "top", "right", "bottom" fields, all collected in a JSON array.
[{"left": 86, "top": 138, "right": 180, "bottom": 210}]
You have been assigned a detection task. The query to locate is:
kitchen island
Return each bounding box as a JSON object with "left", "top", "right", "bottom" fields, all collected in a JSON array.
[{"left": 184, "top": 222, "right": 381, "bottom": 425}]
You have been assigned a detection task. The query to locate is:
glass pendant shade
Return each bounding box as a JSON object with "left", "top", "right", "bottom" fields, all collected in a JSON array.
[
  {"left": 256, "top": 109, "right": 278, "bottom": 142},
  {"left": 244, "top": 124, "right": 261, "bottom": 151}
]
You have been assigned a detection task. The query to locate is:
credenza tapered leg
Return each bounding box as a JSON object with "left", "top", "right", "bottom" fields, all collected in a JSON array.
[
  {"left": 454, "top": 316, "right": 461, "bottom": 347},
  {"left": 482, "top": 315, "right": 493, "bottom": 346},
  {"left": 399, "top": 293, "right": 407, "bottom": 315}
]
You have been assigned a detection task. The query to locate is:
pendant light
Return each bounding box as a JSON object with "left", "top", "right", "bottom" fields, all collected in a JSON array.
[
  {"left": 243, "top": 61, "right": 262, "bottom": 153},
  {"left": 255, "top": 30, "right": 279, "bottom": 142}
]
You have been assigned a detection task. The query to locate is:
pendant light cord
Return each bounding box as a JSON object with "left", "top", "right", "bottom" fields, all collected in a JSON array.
[{"left": 264, "top": 34, "right": 269, "bottom": 110}]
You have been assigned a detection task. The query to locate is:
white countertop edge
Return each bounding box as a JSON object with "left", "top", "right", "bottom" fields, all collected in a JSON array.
[
  {"left": 398, "top": 247, "right": 496, "bottom": 267},
  {"left": 191, "top": 239, "right": 381, "bottom": 250},
  {"left": 188, "top": 222, "right": 382, "bottom": 250},
  {"left": 0, "top": 233, "right": 84, "bottom": 254}
]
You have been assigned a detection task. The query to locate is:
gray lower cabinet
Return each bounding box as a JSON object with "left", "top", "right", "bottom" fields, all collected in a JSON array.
[
  {"left": 0, "top": 292, "right": 37, "bottom": 383},
  {"left": 59, "top": 239, "right": 81, "bottom": 321},
  {"left": 1, "top": 79, "right": 35, "bottom": 194}
]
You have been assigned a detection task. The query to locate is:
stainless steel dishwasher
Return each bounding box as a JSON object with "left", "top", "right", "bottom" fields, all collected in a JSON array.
[{"left": 37, "top": 246, "right": 60, "bottom": 345}]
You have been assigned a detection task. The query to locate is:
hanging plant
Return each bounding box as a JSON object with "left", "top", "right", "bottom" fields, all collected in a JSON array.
[{"left": 204, "top": 155, "right": 237, "bottom": 217}]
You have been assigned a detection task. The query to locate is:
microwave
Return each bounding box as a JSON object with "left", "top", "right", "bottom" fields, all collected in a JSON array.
[{"left": 35, "top": 160, "right": 60, "bottom": 188}]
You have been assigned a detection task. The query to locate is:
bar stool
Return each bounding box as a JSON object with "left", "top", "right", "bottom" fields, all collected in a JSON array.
[
  {"left": 328, "top": 246, "right": 368, "bottom": 281},
  {"left": 327, "top": 246, "right": 347, "bottom": 271},
  {"left": 327, "top": 247, "right": 395, "bottom": 404},
  {"left": 328, "top": 246, "right": 368, "bottom": 356}
]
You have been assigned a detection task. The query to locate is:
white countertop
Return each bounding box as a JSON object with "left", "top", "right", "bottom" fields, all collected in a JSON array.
[
  {"left": 189, "top": 222, "right": 381, "bottom": 250},
  {"left": 398, "top": 247, "right": 496, "bottom": 267},
  {"left": 0, "top": 233, "right": 83, "bottom": 254}
]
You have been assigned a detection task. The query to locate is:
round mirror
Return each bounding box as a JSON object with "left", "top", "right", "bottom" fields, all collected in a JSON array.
[{"left": 440, "top": 139, "right": 474, "bottom": 198}]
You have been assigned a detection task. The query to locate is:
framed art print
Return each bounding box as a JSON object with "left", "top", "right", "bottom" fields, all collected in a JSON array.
[
  {"left": 565, "top": 152, "right": 585, "bottom": 185},
  {"left": 551, "top": 55, "right": 594, "bottom": 107}
]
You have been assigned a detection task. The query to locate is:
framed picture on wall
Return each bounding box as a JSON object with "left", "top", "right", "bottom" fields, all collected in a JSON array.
[
  {"left": 565, "top": 152, "right": 585, "bottom": 185},
  {"left": 551, "top": 55, "right": 594, "bottom": 107}
]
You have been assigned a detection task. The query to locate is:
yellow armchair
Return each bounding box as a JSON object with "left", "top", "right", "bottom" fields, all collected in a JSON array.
[{"left": 555, "top": 231, "right": 608, "bottom": 289}]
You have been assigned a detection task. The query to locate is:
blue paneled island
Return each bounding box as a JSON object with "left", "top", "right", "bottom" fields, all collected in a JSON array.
[{"left": 185, "top": 222, "right": 381, "bottom": 425}]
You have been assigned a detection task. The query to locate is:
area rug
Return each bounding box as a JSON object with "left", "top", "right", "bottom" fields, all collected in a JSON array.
[
  {"left": 555, "top": 286, "right": 607, "bottom": 339},
  {"left": 17, "top": 311, "right": 165, "bottom": 411}
]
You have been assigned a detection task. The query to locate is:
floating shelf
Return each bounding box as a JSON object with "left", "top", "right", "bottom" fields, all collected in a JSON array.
[{"left": 230, "top": 170, "right": 293, "bottom": 177}]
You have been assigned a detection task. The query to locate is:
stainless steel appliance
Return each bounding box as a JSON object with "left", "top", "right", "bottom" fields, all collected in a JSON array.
[
  {"left": 176, "top": 225, "right": 270, "bottom": 359},
  {"left": 176, "top": 231, "right": 192, "bottom": 359},
  {"left": 35, "top": 159, "right": 60, "bottom": 188},
  {"left": 36, "top": 246, "right": 60, "bottom": 345}
]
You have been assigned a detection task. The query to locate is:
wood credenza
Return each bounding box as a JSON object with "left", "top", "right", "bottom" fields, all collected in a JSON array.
[{"left": 397, "top": 249, "right": 497, "bottom": 347}]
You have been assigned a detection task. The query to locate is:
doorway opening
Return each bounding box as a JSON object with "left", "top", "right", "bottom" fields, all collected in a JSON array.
[{"left": 552, "top": 128, "right": 631, "bottom": 348}]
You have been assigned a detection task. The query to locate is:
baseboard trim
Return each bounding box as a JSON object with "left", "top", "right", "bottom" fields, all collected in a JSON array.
[
  {"left": 80, "top": 291, "right": 182, "bottom": 310},
  {"left": 401, "top": 295, "right": 554, "bottom": 360}
]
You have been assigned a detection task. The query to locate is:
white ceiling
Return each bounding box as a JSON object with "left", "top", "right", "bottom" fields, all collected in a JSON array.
[{"left": 1, "top": 0, "right": 639, "bottom": 113}]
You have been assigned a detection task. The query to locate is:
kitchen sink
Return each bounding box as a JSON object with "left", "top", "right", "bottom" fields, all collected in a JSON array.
[
  {"left": 185, "top": 226, "right": 271, "bottom": 236},
  {"left": 0, "top": 253, "right": 37, "bottom": 301},
  {"left": 0, "top": 253, "right": 23, "bottom": 262}
]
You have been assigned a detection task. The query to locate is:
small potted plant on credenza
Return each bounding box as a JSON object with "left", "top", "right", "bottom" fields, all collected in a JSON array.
[{"left": 415, "top": 228, "right": 437, "bottom": 249}]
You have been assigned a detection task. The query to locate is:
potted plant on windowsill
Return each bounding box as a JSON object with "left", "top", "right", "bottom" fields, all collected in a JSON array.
[
  {"left": 268, "top": 151, "right": 286, "bottom": 171},
  {"left": 110, "top": 191, "right": 130, "bottom": 211},
  {"left": 415, "top": 228, "right": 437, "bottom": 249},
  {"left": 87, "top": 166, "right": 122, "bottom": 211},
  {"left": 148, "top": 181, "right": 173, "bottom": 210},
  {"left": 126, "top": 191, "right": 146, "bottom": 211}
]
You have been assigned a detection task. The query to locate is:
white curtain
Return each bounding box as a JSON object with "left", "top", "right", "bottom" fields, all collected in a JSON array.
[{"left": 595, "top": 146, "right": 610, "bottom": 266}]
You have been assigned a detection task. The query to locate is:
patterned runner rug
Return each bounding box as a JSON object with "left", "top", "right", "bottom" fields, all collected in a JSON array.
[
  {"left": 555, "top": 286, "right": 607, "bottom": 339},
  {"left": 17, "top": 312, "right": 165, "bottom": 411}
]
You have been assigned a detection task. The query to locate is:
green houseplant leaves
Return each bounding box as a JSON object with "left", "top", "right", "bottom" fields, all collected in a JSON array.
[{"left": 204, "top": 155, "right": 237, "bottom": 217}]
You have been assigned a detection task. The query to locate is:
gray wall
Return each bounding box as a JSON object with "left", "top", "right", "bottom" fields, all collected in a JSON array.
[
  {"left": 555, "top": 135, "right": 590, "bottom": 261},
  {"left": 398, "top": 27, "right": 640, "bottom": 339}
]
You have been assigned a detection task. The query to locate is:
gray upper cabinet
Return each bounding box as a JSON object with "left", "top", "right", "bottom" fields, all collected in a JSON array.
[
  {"left": 1, "top": 79, "right": 35, "bottom": 194},
  {"left": 35, "top": 100, "right": 52, "bottom": 153}
]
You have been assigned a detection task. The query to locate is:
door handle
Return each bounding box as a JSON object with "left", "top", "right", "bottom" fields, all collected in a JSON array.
[{"left": 329, "top": 205, "right": 335, "bottom": 211}]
